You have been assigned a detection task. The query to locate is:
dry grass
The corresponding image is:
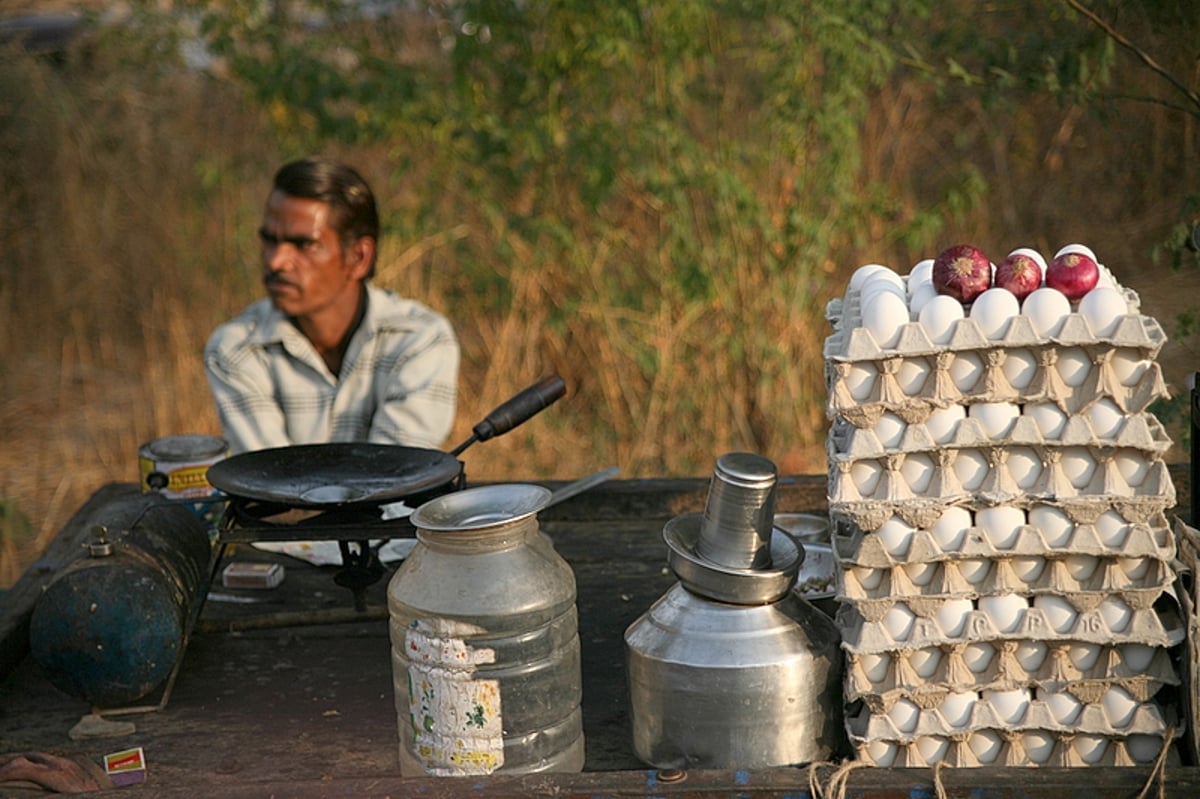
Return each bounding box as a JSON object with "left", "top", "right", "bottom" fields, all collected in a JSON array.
[{"left": 2, "top": 15, "right": 1198, "bottom": 589}]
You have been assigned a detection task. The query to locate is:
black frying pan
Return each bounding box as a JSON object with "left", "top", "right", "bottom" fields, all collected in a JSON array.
[{"left": 207, "top": 375, "right": 566, "bottom": 509}]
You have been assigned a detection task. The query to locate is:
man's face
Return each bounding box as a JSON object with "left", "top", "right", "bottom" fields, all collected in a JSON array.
[{"left": 258, "top": 191, "right": 369, "bottom": 319}]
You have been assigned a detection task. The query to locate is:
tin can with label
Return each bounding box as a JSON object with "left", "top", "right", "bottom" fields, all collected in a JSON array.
[{"left": 138, "top": 435, "right": 228, "bottom": 528}]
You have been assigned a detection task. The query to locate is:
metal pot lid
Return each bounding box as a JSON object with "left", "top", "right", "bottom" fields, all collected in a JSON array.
[
  {"left": 664, "top": 513, "right": 804, "bottom": 605},
  {"left": 411, "top": 484, "right": 553, "bottom": 531},
  {"left": 206, "top": 443, "right": 462, "bottom": 508}
]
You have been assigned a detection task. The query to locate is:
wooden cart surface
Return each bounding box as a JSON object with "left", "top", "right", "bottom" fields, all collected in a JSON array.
[{"left": 1, "top": 472, "right": 1197, "bottom": 797}]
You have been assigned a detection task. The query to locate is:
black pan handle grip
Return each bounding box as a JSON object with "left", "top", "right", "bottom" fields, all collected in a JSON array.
[{"left": 460, "top": 374, "right": 567, "bottom": 452}]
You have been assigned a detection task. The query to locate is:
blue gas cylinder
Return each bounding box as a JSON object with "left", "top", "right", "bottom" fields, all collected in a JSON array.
[{"left": 28, "top": 491, "right": 212, "bottom": 708}]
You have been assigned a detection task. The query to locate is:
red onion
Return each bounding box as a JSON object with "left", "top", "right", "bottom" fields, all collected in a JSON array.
[
  {"left": 1046, "top": 252, "right": 1099, "bottom": 301},
  {"left": 994, "top": 252, "right": 1043, "bottom": 301},
  {"left": 932, "top": 244, "right": 992, "bottom": 304}
]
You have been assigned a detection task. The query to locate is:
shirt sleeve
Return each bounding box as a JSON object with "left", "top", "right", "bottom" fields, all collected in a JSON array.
[
  {"left": 368, "top": 315, "right": 460, "bottom": 450},
  {"left": 204, "top": 330, "right": 294, "bottom": 455}
]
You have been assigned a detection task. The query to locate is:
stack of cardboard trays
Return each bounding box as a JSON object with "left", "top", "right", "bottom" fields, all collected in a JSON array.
[{"left": 823, "top": 268, "right": 1187, "bottom": 767}]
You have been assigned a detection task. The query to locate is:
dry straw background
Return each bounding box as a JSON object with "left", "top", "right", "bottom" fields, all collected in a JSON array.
[{"left": 2, "top": 2, "right": 1198, "bottom": 587}]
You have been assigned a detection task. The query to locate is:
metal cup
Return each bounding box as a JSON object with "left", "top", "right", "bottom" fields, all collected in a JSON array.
[{"left": 695, "top": 452, "right": 778, "bottom": 569}]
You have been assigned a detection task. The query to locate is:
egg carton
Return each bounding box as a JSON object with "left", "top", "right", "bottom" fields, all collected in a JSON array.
[
  {"left": 827, "top": 344, "right": 1169, "bottom": 424},
  {"left": 828, "top": 455, "right": 1175, "bottom": 526},
  {"left": 845, "top": 639, "right": 1182, "bottom": 706},
  {"left": 827, "top": 411, "right": 1172, "bottom": 461},
  {"left": 847, "top": 710, "right": 1184, "bottom": 768},
  {"left": 836, "top": 592, "right": 1185, "bottom": 655},
  {"left": 840, "top": 555, "right": 1176, "bottom": 615},
  {"left": 849, "top": 685, "right": 1182, "bottom": 742},
  {"left": 824, "top": 286, "right": 1166, "bottom": 363},
  {"left": 832, "top": 509, "right": 1175, "bottom": 569}
]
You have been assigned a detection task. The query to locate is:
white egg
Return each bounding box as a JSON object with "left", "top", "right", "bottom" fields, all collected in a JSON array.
[
  {"left": 1086, "top": 398, "right": 1125, "bottom": 439},
  {"left": 956, "top": 558, "right": 991, "bottom": 586},
  {"left": 978, "top": 593, "right": 1027, "bottom": 633},
  {"left": 968, "top": 730, "right": 1004, "bottom": 764},
  {"left": 969, "top": 287, "right": 1021, "bottom": 340},
  {"left": 882, "top": 602, "right": 917, "bottom": 640},
  {"left": 931, "top": 506, "right": 972, "bottom": 551},
  {"left": 851, "top": 565, "right": 884, "bottom": 590},
  {"left": 1079, "top": 286, "right": 1128, "bottom": 338},
  {"left": 858, "top": 651, "right": 890, "bottom": 682},
  {"left": 909, "top": 258, "right": 935, "bottom": 286},
  {"left": 1045, "top": 691, "right": 1083, "bottom": 724},
  {"left": 1014, "top": 639, "right": 1048, "bottom": 672},
  {"left": 866, "top": 740, "right": 898, "bottom": 767},
  {"left": 887, "top": 697, "right": 922, "bottom": 733},
  {"left": 983, "top": 688, "right": 1030, "bottom": 724},
  {"left": 903, "top": 561, "right": 938, "bottom": 587},
  {"left": 861, "top": 276, "right": 907, "bottom": 304},
  {"left": 1099, "top": 596, "right": 1133, "bottom": 633},
  {"left": 925, "top": 404, "right": 965, "bottom": 445},
  {"left": 897, "top": 356, "right": 931, "bottom": 394},
  {"left": 1029, "top": 504, "right": 1074, "bottom": 547},
  {"left": 1064, "top": 554, "right": 1098, "bottom": 582},
  {"left": 935, "top": 597, "right": 975, "bottom": 637},
  {"left": 1055, "top": 243, "right": 1098, "bottom": 262},
  {"left": 950, "top": 351, "right": 984, "bottom": 392},
  {"left": 1007, "top": 446, "right": 1043, "bottom": 490},
  {"left": 909, "top": 646, "right": 942, "bottom": 678},
  {"left": 850, "top": 263, "right": 891, "bottom": 292},
  {"left": 844, "top": 361, "right": 877, "bottom": 401},
  {"left": 907, "top": 281, "right": 938, "bottom": 318},
  {"left": 1021, "top": 287, "right": 1072, "bottom": 337},
  {"left": 1061, "top": 447, "right": 1096, "bottom": 488},
  {"left": 1101, "top": 686, "right": 1139, "bottom": 728},
  {"left": 1110, "top": 348, "right": 1148, "bottom": 386},
  {"left": 1011, "top": 556, "right": 1046, "bottom": 586},
  {"left": 961, "top": 642, "right": 995, "bottom": 673},
  {"left": 1033, "top": 594, "right": 1077, "bottom": 634},
  {"left": 1001, "top": 348, "right": 1038, "bottom": 389},
  {"left": 862, "top": 291, "right": 910, "bottom": 349},
  {"left": 1114, "top": 450, "right": 1150, "bottom": 487},
  {"left": 953, "top": 448, "right": 989, "bottom": 490},
  {"left": 872, "top": 411, "right": 907, "bottom": 448},
  {"left": 1119, "top": 557, "right": 1152, "bottom": 580},
  {"left": 876, "top": 515, "right": 915, "bottom": 557},
  {"left": 862, "top": 265, "right": 906, "bottom": 292},
  {"left": 1068, "top": 642, "right": 1101, "bottom": 670},
  {"left": 939, "top": 691, "right": 977, "bottom": 727},
  {"left": 1095, "top": 510, "right": 1129, "bottom": 547},
  {"left": 977, "top": 505, "right": 1026, "bottom": 550},
  {"left": 1022, "top": 731, "right": 1057, "bottom": 764},
  {"left": 851, "top": 459, "right": 883, "bottom": 496},
  {"left": 915, "top": 736, "right": 950, "bottom": 764},
  {"left": 900, "top": 452, "right": 934, "bottom": 493},
  {"left": 1073, "top": 734, "right": 1109, "bottom": 765},
  {"left": 1119, "top": 643, "right": 1155, "bottom": 672},
  {"left": 1056, "top": 347, "right": 1093, "bottom": 387},
  {"left": 1126, "top": 735, "right": 1163, "bottom": 764},
  {"left": 969, "top": 401, "right": 1020, "bottom": 438},
  {"left": 918, "top": 294, "right": 965, "bottom": 345},
  {"left": 1025, "top": 402, "right": 1068, "bottom": 439}
]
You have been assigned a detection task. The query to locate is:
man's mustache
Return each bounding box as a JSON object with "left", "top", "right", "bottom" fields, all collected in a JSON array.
[{"left": 264, "top": 273, "right": 297, "bottom": 288}]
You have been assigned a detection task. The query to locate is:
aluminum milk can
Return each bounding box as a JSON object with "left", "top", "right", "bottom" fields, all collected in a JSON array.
[
  {"left": 387, "top": 484, "right": 585, "bottom": 776},
  {"left": 624, "top": 453, "right": 845, "bottom": 769}
]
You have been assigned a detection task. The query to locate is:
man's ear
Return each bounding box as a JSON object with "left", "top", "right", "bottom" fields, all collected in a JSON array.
[{"left": 347, "top": 236, "right": 375, "bottom": 279}]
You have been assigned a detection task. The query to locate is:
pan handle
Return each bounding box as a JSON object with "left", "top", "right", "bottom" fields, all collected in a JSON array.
[{"left": 449, "top": 374, "right": 567, "bottom": 456}]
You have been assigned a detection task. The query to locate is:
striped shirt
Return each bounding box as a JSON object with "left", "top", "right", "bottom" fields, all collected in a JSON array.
[{"left": 204, "top": 285, "right": 459, "bottom": 455}]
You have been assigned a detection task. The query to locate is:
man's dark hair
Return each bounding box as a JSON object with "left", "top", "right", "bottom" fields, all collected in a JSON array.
[{"left": 273, "top": 157, "right": 380, "bottom": 277}]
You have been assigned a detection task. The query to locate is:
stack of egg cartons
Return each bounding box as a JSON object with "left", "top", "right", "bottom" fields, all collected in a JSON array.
[{"left": 824, "top": 249, "right": 1186, "bottom": 767}]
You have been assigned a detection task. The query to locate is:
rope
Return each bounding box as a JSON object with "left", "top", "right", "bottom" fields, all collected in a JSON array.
[
  {"left": 931, "top": 759, "right": 949, "bottom": 799},
  {"left": 1133, "top": 727, "right": 1174, "bottom": 799}
]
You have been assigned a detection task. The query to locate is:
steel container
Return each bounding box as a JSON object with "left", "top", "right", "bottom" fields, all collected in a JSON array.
[
  {"left": 624, "top": 452, "right": 845, "bottom": 769},
  {"left": 387, "top": 484, "right": 585, "bottom": 777}
]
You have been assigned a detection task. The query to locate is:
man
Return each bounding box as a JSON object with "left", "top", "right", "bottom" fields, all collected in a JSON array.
[{"left": 205, "top": 157, "right": 459, "bottom": 454}]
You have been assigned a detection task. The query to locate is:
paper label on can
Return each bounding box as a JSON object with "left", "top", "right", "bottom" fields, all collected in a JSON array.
[{"left": 405, "top": 619, "right": 503, "bottom": 776}]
